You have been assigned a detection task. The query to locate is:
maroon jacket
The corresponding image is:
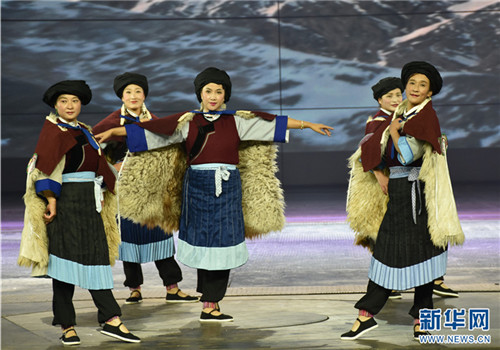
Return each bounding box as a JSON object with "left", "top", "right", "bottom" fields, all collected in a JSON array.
[
  {"left": 34, "top": 118, "right": 116, "bottom": 192},
  {"left": 133, "top": 110, "right": 278, "bottom": 164},
  {"left": 360, "top": 101, "right": 442, "bottom": 172},
  {"left": 93, "top": 109, "right": 159, "bottom": 143}
]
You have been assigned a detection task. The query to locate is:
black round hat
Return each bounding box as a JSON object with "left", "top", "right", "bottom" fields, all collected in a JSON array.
[
  {"left": 371, "top": 77, "right": 404, "bottom": 100},
  {"left": 194, "top": 67, "right": 231, "bottom": 103},
  {"left": 43, "top": 80, "right": 92, "bottom": 107},
  {"left": 113, "top": 72, "right": 149, "bottom": 98},
  {"left": 401, "top": 61, "right": 443, "bottom": 96}
]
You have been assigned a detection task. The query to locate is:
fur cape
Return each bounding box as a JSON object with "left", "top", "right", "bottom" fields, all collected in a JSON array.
[
  {"left": 18, "top": 114, "right": 120, "bottom": 276},
  {"left": 346, "top": 99, "right": 464, "bottom": 251},
  {"left": 116, "top": 110, "right": 285, "bottom": 239}
]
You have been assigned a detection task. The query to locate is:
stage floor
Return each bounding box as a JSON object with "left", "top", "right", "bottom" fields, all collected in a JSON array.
[{"left": 2, "top": 183, "right": 499, "bottom": 349}]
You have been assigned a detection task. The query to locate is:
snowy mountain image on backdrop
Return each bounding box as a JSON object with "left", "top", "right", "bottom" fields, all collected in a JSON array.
[{"left": 1, "top": 0, "right": 499, "bottom": 157}]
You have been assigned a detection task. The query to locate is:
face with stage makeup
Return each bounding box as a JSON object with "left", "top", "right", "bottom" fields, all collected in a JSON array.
[
  {"left": 405, "top": 73, "right": 433, "bottom": 109},
  {"left": 55, "top": 94, "right": 81, "bottom": 122},
  {"left": 121, "top": 84, "right": 145, "bottom": 115},
  {"left": 378, "top": 88, "right": 403, "bottom": 113},
  {"left": 200, "top": 83, "right": 225, "bottom": 112}
]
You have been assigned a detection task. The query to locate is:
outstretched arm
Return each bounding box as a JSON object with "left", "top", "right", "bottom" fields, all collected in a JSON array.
[
  {"left": 287, "top": 118, "right": 333, "bottom": 136},
  {"left": 95, "top": 126, "right": 127, "bottom": 143}
]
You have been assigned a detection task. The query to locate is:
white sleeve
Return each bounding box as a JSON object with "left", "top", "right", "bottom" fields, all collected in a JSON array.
[{"left": 234, "top": 115, "right": 289, "bottom": 142}]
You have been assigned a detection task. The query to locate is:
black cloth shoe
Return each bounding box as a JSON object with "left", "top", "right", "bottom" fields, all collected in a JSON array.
[
  {"left": 340, "top": 317, "right": 378, "bottom": 340},
  {"left": 388, "top": 290, "right": 402, "bottom": 299},
  {"left": 166, "top": 290, "right": 199, "bottom": 303},
  {"left": 100, "top": 323, "right": 141, "bottom": 343},
  {"left": 199, "top": 310, "right": 233, "bottom": 323},
  {"left": 60, "top": 328, "right": 81, "bottom": 346},
  {"left": 433, "top": 281, "right": 459, "bottom": 297},
  {"left": 125, "top": 290, "right": 142, "bottom": 304},
  {"left": 414, "top": 324, "right": 431, "bottom": 340}
]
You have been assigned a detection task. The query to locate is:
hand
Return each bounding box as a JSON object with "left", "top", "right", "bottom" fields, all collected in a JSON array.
[
  {"left": 113, "top": 162, "right": 123, "bottom": 172},
  {"left": 373, "top": 170, "right": 389, "bottom": 195},
  {"left": 43, "top": 198, "right": 57, "bottom": 224},
  {"left": 310, "top": 123, "right": 334, "bottom": 136},
  {"left": 94, "top": 129, "right": 114, "bottom": 143},
  {"left": 390, "top": 118, "right": 403, "bottom": 133}
]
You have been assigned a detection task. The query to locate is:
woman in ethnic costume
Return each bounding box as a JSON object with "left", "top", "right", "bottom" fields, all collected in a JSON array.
[
  {"left": 93, "top": 72, "right": 198, "bottom": 305},
  {"left": 365, "top": 77, "right": 459, "bottom": 301},
  {"left": 18, "top": 80, "right": 140, "bottom": 345},
  {"left": 363, "top": 77, "right": 404, "bottom": 197},
  {"left": 342, "top": 62, "right": 464, "bottom": 341},
  {"left": 95, "top": 67, "right": 333, "bottom": 322},
  {"left": 356, "top": 77, "right": 405, "bottom": 301}
]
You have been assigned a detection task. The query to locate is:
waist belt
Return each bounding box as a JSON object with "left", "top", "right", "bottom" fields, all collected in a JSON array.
[
  {"left": 62, "top": 171, "right": 104, "bottom": 213},
  {"left": 190, "top": 163, "right": 237, "bottom": 197}
]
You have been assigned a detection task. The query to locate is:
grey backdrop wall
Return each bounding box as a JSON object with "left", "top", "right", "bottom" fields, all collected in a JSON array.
[{"left": 2, "top": 1, "right": 499, "bottom": 195}]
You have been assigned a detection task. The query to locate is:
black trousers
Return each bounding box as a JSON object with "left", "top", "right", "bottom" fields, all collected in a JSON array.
[
  {"left": 355, "top": 280, "right": 434, "bottom": 319},
  {"left": 122, "top": 257, "right": 183, "bottom": 288},
  {"left": 52, "top": 279, "right": 121, "bottom": 328},
  {"left": 197, "top": 269, "right": 230, "bottom": 302}
]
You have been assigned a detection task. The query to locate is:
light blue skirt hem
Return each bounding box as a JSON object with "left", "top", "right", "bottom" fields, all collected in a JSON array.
[
  {"left": 177, "top": 239, "right": 248, "bottom": 270},
  {"left": 48, "top": 255, "right": 114, "bottom": 290},
  {"left": 119, "top": 240, "right": 175, "bottom": 263},
  {"left": 368, "top": 251, "right": 448, "bottom": 291}
]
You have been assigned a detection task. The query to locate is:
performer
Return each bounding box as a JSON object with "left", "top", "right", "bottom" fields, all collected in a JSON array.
[
  {"left": 365, "top": 78, "right": 460, "bottom": 301},
  {"left": 93, "top": 72, "right": 198, "bottom": 305},
  {"left": 364, "top": 77, "right": 404, "bottom": 196},
  {"left": 361, "top": 77, "right": 405, "bottom": 300},
  {"left": 343, "top": 62, "right": 464, "bottom": 341},
  {"left": 18, "top": 80, "right": 140, "bottom": 345},
  {"left": 95, "top": 67, "right": 333, "bottom": 322}
]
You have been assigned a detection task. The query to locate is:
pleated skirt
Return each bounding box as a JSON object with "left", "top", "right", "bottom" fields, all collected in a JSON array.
[
  {"left": 47, "top": 182, "right": 113, "bottom": 290},
  {"left": 119, "top": 217, "right": 175, "bottom": 263},
  {"left": 368, "top": 177, "right": 447, "bottom": 290},
  {"left": 177, "top": 167, "right": 248, "bottom": 270}
]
